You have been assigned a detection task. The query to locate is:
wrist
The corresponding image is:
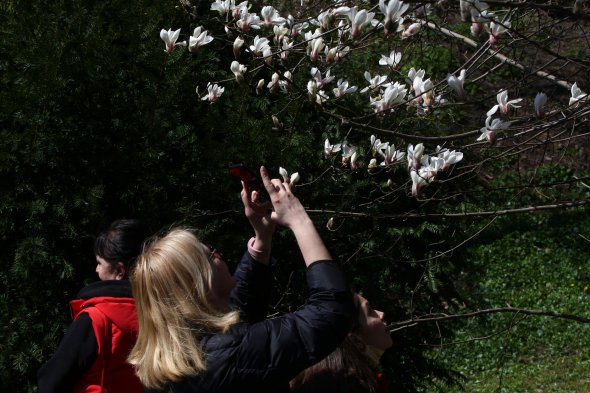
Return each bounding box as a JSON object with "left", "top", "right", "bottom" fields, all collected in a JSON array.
[{"left": 248, "top": 237, "right": 271, "bottom": 263}]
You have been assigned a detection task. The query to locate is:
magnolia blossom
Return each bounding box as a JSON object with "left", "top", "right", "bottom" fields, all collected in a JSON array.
[
  {"left": 256, "top": 78, "right": 265, "bottom": 94},
  {"left": 260, "top": 6, "right": 286, "bottom": 27},
  {"left": 379, "top": 144, "right": 405, "bottom": 166},
  {"left": 412, "top": 75, "right": 434, "bottom": 106},
  {"left": 447, "top": 69, "right": 467, "bottom": 99},
  {"left": 488, "top": 18, "right": 511, "bottom": 45},
  {"left": 407, "top": 143, "right": 424, "bottom": 170},
  {"left": 280, "top": 37, "right": 294, "bottom": 60},
  {"left": 160, "top": 28, "right": 186, "bottom": 54},
  {"left": 314, "top": 9, "right": 335, "bottom": 32},
  {"left": 437, "top": 147, "right": 464, "bottom": 170},
  {"left": 233, "top": 36, "right": 245, "bottom": 57},
  {"left": 310, "top": 67, "right": 335, "bottom": 88},
  {"left": 249, "top": 36, "right": 270, "bottom": 56},
  {"left": 309, "top": 36, "right": 325, "bottom": 61},
  {"left": 534, "top": 92, "right": 547, "bottom": 118},
  {"left": 360, "top": 72, "right": 390, "bottom": 93},
  {"left": 278, "top": 71, "right": 293, "bottom": 93},
  {"left": 379, "top": 0, "right": 409, "bottom": 36},
  {"left": 379, "top": 50, "right": 402, "bottom": 70},
  {"left": 314, "top": 90, "right": 329, "bottom": 106},
  {"left": 267, "top": 72, "right": 280, "bottom": 93},
  {"left": 478, "top": 116, "right": 511, "bottom": 144},
  {"left": 370, "top": 82, "right": 408, "bottom": 113},
  {"left": 324, "top": 138, "right": 342, "bottom": 158},
  {"left": 333, "top": 79, "right": 358, "bottom": 97},
  {"left": 368, "top": 158, "right": 378, "bottom": 171},
  {"left": 486, "top": 90, "right": 523, "bottom": 117},
  {"left": 402, "top": 22, "right": 422, "bottom": 38},
  {"left": 210, "top": 0, "right": 232, "bottom": 17},
  {"left": 370, "top": 135, "right": 389, "bottom": 157},
  {"left": 341, "top": 143, "right": 357, "bottom": 167},
  {"left": 278, "top": 167, "right": 289, "bottom": 182},
  {"left": 201, "top": 83, "right": 224, "bottom": 102},
  {"left": 335, "top": 6, "right": 376, "bottom": 39},
  {"left": 188, "top": 26, "right": 213, "bottom": 52},
  {"left": 273, "top": 25, "right": 289, "bottom": 45},
  {"left": 307, "top": 80, "right": 318, "bottom": 101},
  {"left": 569, "top": 82, "right": 588, "bottom": 106},
  {"left": 237, "top": 12, "right": 261, "bottom": 32},
  {"left": 230, "top": 61, "right": 247, "bottom": 83},
  {"left": 231, "top": 1, "right": 249, "bottom": 20},
  {"left": 407, "top": 68, "right": 425, "bottom": 85},
  {"left": 410, "top": 167, "right": 431, "bottom": 197}
]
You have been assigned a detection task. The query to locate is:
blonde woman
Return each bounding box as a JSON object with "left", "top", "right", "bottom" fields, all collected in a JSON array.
[{"left": 129, "top": 167, "right": 355, "bottom": 393}]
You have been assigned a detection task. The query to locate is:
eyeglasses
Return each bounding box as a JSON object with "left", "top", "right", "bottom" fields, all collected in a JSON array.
[{"left": 203, "top": 243, "right": 223, "bottom": 262}]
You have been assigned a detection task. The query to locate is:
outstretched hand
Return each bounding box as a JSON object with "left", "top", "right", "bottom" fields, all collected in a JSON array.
[
  {"left": 241, "top": 180, "right": 276, "bottom": 241},
  {"left": 259, "top": 166, "right": 307, "bottom": 230}
]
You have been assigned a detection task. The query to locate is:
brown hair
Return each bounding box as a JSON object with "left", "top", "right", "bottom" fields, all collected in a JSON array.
[{"left": 290, "top": 295, "right": 377, "bottom": 393}]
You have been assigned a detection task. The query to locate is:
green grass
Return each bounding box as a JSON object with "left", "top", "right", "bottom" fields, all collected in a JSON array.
[{"left": 423, "top": 209, "right": 590, "bottom": 392}]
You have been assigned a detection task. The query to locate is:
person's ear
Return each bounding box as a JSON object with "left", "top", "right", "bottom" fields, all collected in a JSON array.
[{"left": 115, "top": 262, "right": 126, "bottom": 280}]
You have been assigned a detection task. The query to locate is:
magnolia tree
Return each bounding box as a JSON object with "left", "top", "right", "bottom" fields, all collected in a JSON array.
[{"left": 159, "top": 0, "right": 589, "bottom": 385}]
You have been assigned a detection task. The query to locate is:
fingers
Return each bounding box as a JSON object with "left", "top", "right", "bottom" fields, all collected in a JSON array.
[{"left": 260, "top": 166, "right": 276, "bottom": 196}]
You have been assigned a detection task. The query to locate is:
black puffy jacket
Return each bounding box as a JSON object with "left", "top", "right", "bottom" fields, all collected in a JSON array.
[{"left": 146, "top": 252, "right": 355, "bottom": 393}]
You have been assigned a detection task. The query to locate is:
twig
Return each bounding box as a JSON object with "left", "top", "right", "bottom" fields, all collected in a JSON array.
[{"left": 388, "top": 306, "right": 590, "bottom": 330}]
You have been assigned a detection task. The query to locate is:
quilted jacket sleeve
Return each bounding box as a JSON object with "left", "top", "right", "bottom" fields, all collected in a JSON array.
[
  {"left": 229, "top": 251, "right": 273, "bottom": 323},
  {"left": 233, "top": 260, "right": 354, "bottom": 384}
]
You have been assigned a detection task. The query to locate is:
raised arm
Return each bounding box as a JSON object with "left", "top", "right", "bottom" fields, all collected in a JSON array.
[{"left": 259, "top": 166, "right": 331, "bottom": 265}]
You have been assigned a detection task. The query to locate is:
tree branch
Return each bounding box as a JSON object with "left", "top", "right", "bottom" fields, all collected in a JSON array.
[{"left": 388, "top": 306, "right": 590, "bottom": 330}]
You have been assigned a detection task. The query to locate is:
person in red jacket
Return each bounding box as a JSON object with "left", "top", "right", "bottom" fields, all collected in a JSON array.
[{"left": 38, "top": 219, "right": 149, "bottom": 393}]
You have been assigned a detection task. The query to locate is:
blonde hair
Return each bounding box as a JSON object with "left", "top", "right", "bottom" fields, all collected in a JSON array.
[{"left": 128, "top": 229, "right": 239, "bottom": 389}]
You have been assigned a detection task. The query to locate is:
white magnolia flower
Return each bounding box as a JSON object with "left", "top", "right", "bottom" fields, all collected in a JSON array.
[
  {"left": 379, "top": 50, "right": 402, "bottom": 70},
  {"left": 368, "top": 158, "right": 378, "bottom": 171},
  {"left": 407, "top": 143, "right": 424, "bottom": 170},
  {"left": 267, "top": 72, "right": 280, "bottom": 93},
  {"left": 310, "top": 67, "right": 335, "bottom": 88},
  {"left": 188, "top": 26, "right": 213, "bottom": 52},
  {"left": 407, "top": 68, "right": 425, "bottom": 85},
  {"left": 437, "top": 147, "right": 464, "bottom": 170},
  {"left": 478, "top": 116, "right": 511, "bottom": 144},
  {"left": 360, "top": 72, "right": 390, "bottom": 93},
  {"left": 569, "top": 82, "right": 588, "bottom": 106},
  {"left": 370, "top": 135, "right": 389, "bottom": 157},
  {"left": 279, "top": 167, "right": 289, "bottom": 182},
  {"left": 447, "top": 69, "right": 467, "bottom": 99},
  {"left": 379, "top": 0, "right": 409, "bottom": 36},
  {"left": 314, "top": 90, "right": 329, "bottom": 106},
  {"left": 249, "top": 36, "right": 270, "bottom": 56},
  {"left": 280, "top": 37, "right": 294, "bottom": 60},
  {"left": 370, "top": 82, "right": 408, "bottom": 113},
  {"left": 231, "top": 1, "right": 249, "bottom": 20},
  {"left": 412, "top": 76, "right": 434, "bottom": 106},
  {"left": 237, "top": 12, "right": 261, "bottom": 32},
  {"left": 309, "top": 37, "right": 325, "bottom": 61},
  {"left": 211, "top": 0, "right": 232, "bottom": 17},
  {"left": 201, "top": 83, "right": 224, "bottom": 102},
  {"left": 324, "top": 138, "right": 342, "bottom": 158},
  {"left": 341, "top": 143, "right": 357, "bottom": 167},
  {"left": 260, "top": 6, "right": 286, "bottom": 27},
  {"left": 336, "top": 6, "right": 376, "bottom": 39},
  {"left": 233, "top": 36, "right": 245, "bottom": 57},
  {"left": 313, "top": 9, "right": 335, "bottom": 32},
  {"left": 230, "top": 61, "right": 247, "bottom": 83},
  {"left": 256, "top": 78, "right": 265, "bottom": 94},
  {"left": 487, "top": 90, "right": 522, "bottom": 116},
  {"left": 333, "top": 79, "right": 358, "bottom": 97},
  {"left": 488, "top": 18, "right": 511, "bottom": 45},
  {"left": 410, "top": 167, "right": 431, "bottom": 197},
  {"left": 534, "top": 92, "right": 547, "bottom": 118},
  {"left": 273, "top": 25, "right": 289, "bottom": 45},
  {"left": 160, "top": 28, "right": 186, "bottom": 54},
  {"left": 379, "top": 144, "right": 405, "bottom": 166},
  {"left": 402, "top": 22, "right": 422, "bottom": 38}
]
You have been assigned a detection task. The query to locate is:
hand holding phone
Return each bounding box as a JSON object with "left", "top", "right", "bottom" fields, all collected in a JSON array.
[{"left": 229, "top": 163, "right": 271, "bottom": 204}]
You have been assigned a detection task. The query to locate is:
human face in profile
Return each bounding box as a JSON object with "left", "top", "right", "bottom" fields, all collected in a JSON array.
[
  {"left": 202, "top": 244, "right": 236, "bottom": 310},
  {"left": 356, "top": 295, "right": 393, "bottom": 350}
]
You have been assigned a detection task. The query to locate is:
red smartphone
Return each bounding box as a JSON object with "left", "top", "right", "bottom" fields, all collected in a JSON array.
[{"left": 229, "top": 163, "right": 270, "bottom": 203}]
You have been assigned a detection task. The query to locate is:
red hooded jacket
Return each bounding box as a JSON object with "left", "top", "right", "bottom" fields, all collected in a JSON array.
[{"left": 69, "top": 295, "right": 143, "bottom": 393}]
